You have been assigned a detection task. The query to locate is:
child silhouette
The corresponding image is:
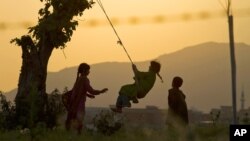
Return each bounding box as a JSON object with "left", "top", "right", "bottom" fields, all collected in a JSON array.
[{"left": 111, "top": 61, "right": 163, "bottom": 113}]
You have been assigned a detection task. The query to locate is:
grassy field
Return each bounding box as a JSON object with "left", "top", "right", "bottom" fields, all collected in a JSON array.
[{"left": 0, "top": 124, "right": 229, "bottom": 141}]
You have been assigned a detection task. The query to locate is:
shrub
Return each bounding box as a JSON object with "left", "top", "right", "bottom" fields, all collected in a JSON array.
[
  {"left": 0, "top": 91, "right": 17, "bottom": 130},
  {"left": 45, "top": 88, "right": 67, "bottom": 129},
  {"left": 0, "top": 88, "right": 67, "bottom": 131},
  {"left": 91, "top": 110, "right": 124, "bottom": 135}
]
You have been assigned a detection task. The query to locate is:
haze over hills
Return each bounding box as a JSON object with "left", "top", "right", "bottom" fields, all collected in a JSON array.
[{"left": 4, "top": 42, "right": 250, "bottom": 112}]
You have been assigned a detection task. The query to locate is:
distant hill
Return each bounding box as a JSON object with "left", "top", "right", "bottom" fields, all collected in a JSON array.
[{"left": 5, "top": 42, "right": 250, "bottom": 112}]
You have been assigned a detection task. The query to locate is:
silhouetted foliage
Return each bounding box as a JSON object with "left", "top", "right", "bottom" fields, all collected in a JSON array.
[
  {"left": 45, "top": 88, "right": 66, "bottom": 128},
  {"left": 0, "top": 91, "right": 17, "bottom": 130},
  {"left": 92, "top": 110, "right": 123, "bottom": 135},
  {"left": 241, "top": 113, "right": 250, "bottom": 124},
  {"left": 210, "top": 110, "right": 221, "bottom": 126},
  {"left": 0, "top": 89, "right": 66, "bottom": 130}
]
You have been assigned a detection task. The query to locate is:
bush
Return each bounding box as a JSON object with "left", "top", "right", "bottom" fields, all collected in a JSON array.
[
  {"left": 91, "top": 110, "right": 124, "bottom": 135},
  {"left": 45, "top": 88, "right": 67, "bottom": 129},
  {"left": 0, "top": 89, "right": 67, "bottom": 131},
  {"left": 0, "top": 91, "right": 17, "bottom": 130}
]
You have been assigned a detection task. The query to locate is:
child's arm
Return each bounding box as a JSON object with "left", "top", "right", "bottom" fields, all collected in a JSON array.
[
  {"left": 132, "top": 64, "right": 140, "bottom": 89},
  {"left": 86, "top": 88, "right": 108, "bottom": 99},
  {"left": 84, "top": 77, "right": 108, "bottom": 95},
  {"left": 132, "top": 64, "right": 138, "bottom": 73},
  {"left": 87, "top": 93, "right": 95, "bottom": 99}
]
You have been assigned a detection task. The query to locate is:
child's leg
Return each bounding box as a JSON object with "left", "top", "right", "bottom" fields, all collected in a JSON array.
[
  {"left": 116, "top": 94, "right": 131, "bottom": 108},
  {"left": 65, "top": 114, "right": 71, "bottom": 131},
  {"left": 76, "top": 110, "right": 85, "bottom": 134},
  {"left": 111, "top": 95, "right": 131, "bottom": 113},
  {"left": 111, "top": 84, "right": 137, "bottom": 113},
  {"left": 119, "top": 84, "right": 137, "bottom": 98},
  {"left": 131, "top": 96, "right": 139, "bottom": 103},
  {"left": 65, "top": 110, "right": 76, "bottom": 131},
  {"left": 119, "top": 83, "right": 146, "bottom": 103},
  {"left": 77, "top": 121, "right": 83, "bottom": 135}
]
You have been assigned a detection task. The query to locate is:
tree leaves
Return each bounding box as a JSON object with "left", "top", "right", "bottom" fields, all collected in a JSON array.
[{"left": 14, "top": 0, "right": 94, "bottom": 50}]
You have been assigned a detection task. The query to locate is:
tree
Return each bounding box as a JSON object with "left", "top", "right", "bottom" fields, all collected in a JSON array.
[{"left": 11, "top": 0, "right": 94, "bottom": 127}]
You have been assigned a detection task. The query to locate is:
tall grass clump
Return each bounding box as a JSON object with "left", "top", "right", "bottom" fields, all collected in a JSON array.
[
  {"left": 0, "top": 91, "right": 17, "bottom": 130},
  {"left": 192, "top": 123, "right": 229, "bottom": 141}
]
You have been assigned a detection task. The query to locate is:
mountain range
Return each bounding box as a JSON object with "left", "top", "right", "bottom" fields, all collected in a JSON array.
[{"left": 5, "top": 42, "right": 250, "bottom": 113}]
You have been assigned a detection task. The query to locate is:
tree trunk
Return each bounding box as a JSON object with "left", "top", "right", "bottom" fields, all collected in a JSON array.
[{"left": 15, "top": 36, "right": 53, "bottom": 127}]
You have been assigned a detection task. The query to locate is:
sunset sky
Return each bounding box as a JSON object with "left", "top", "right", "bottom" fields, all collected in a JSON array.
[{"left": 0, "top": 0, "right": 250, "bottom": 92}]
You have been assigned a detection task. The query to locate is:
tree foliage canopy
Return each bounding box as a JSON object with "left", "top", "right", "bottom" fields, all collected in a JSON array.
[{"left": 12, "top": 0, "right": 94, "bottom": 49}]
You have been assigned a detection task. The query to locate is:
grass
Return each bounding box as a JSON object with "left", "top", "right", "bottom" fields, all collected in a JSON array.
[{"left": 0, "top": 124, "right": 229, "bottom": 141}]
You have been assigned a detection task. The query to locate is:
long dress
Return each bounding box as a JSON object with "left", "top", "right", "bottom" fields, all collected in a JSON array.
[{"left": 66, "top": 75, "right": 100, "bottom": 130}]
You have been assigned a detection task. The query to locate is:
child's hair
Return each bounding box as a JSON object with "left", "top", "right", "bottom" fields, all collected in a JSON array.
[
  {"left": 78, "top": 63, "right": 90, "bottom": 75},
  {"left": 172, "top": 76, "right": 183, "bottom": 88},
  {"left": 150, "top": 61, "right": 161, "bottom": 73},
  {"left": 150, "top": 61, "right": 163, "bottom": 83},
  {"left": 75, "top": 63, "right": 90, "bottom": 81}
]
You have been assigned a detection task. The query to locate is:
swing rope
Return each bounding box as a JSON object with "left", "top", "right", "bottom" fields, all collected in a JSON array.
[{"left": 96, "top": 0, "right": 134, "bottom": 64}]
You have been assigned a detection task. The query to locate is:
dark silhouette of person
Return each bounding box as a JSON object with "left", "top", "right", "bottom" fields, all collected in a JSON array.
[
  {"left": 65, "top": 63, "right": 108, "bottom": 134},
  {"left": 111, "top": 61, "right": 163, "bottom": 113},
  {"left": 167, "top": 76, "right": 189, "bottom": 127},
  {"left": 168, "top": 76, "right": 189, "bottom": 125}
]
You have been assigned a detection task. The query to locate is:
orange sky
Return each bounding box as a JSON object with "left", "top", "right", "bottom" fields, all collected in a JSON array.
[{"left": 0, "top": 0, "right": 250, "bottom": 92}]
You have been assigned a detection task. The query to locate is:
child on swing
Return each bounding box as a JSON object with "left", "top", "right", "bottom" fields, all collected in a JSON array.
[{"left": 111, "top": 60, "right": 163, "bottom": 113}]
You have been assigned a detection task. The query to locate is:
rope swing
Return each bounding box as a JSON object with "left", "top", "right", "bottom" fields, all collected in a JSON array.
[{"left": 96, "top": 0, "right": 134, "bottom": 64}]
